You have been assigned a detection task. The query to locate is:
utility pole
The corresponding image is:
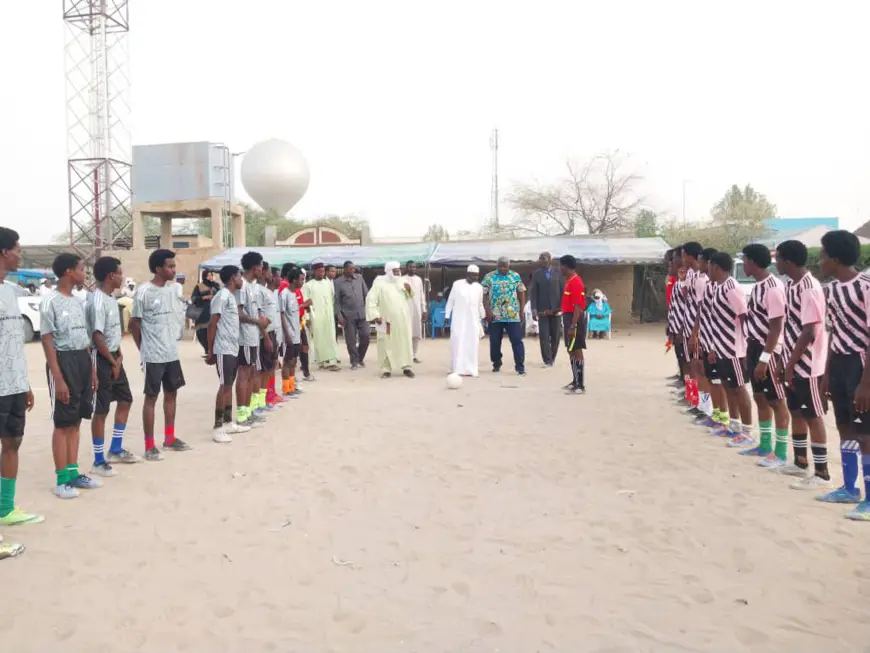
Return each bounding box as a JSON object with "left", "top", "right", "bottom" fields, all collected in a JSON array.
[{"left": 489, "top": 128, "right": 499, "bottom": 232}]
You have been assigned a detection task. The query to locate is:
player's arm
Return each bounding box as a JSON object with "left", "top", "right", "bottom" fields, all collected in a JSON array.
[
  {"left": 854, "top": 288, "right": 870, "bottom": 411},
  {"left": 206, "top": 312, "right": 220, "bottom": 363}
]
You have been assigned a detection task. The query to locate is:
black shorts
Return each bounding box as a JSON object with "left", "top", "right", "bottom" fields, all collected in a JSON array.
[
  {"left": 284, "top": 343, "right": 301, "bottom": 363},
  {"left": 47, "top": 350, "right": 93, "bottom": 428},
  {"left": 786, "top": 375, "right": 827, "bottom": 420},
  {"left": 238, "top": 344, "right": 261, "bottom": 370},
  {"left": 562, "top": 314, "right": 586, "bottom": 351},
  {"left": 144, "top": 360, "right": 186, "bottom": 397},
  {"left": 746, "top": 338, "right": 786, "bottom": 402},
  {"left": 674, "top": 335, "right": 687, "bottom": 366},
  {"left": 93, "top": 352, "right": 133, "bottom": 415},
  {"left": 215, "top": 354, "right": 238, "bottom": 387},
  {"left": 828, "top": 353, "right": 870, "bottom": 432},
  {"left": 701, "top": 350, "right": 719, "bottom": 382},
  {"left": 259, "top": 333, "right": 279, "bottom": 369},
  {"left": 0, "top": 393, "right": 26, "bottom": 438},
  {"left": 717, "top": 356, "right": 748, "bottom": 389}
]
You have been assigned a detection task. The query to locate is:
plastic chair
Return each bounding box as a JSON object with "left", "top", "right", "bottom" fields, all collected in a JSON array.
[
  {"left": 430, "top": 306, "right": 447, "bottom": 338},
  {"left": 587, "top": 313, "right": 612, "bottom": 340}
]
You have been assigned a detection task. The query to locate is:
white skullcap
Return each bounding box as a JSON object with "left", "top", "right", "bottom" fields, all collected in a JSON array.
[{"left": 467, "top": 264, "right": 480, "bottom": 273}]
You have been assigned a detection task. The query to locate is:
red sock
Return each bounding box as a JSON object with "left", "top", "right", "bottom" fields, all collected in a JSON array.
[
  {"left": 145, "top": 435, "right": 156, "bottom": 451},
  {"left": 688, "top": 379, "right": 699, "bottom": 406},
  {"left": 164, "top": 425, "right": 176, "bottom": 446},
  {"left": 268, "top": 376, "right": 276, "bottom": 392}
]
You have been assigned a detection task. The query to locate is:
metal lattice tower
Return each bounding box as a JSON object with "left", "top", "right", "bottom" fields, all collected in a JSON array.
[
  {"left": 63, "top": 0, "right": 131, "bottom": 264},
  {"left": 489, "top": 128, "right": 499, "bottom": 232}
]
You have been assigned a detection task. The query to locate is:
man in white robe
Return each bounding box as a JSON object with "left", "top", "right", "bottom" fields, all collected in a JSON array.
[
  {"left": 366, "top": 261, "right": 415, "bottom": 378},
  {"left": 445, "top": 265, "right": 486, "bottom": 377},
  {"left": 401, "top": 261, "right": 427, "bottom": 363}
]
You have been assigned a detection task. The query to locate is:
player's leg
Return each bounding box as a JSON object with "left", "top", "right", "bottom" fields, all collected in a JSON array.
[
  {"left": 162, "top": 361, "right": 190, "bottom": 452},
  {"left": 66, "top": 352, "right": 100, "bottom": 491},
  {"left": 142, "top": 362, "right": 163, "bottom": 461},
  {"left": 0, "top": 394, "right": 43, "bottom": 524},
  {"left": 817, "top": 355, "right": 861, "bottom": 501},
  {"left": 90, "top": 356, "right": 115, "bottom": 477},
  {"left": 845, "top": 432, "right": 870, "bottom": 520}
]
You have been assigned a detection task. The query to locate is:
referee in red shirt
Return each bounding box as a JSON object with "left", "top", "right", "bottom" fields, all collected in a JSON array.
[{"left": 559, "top": 255, "right": 587, "bottom": 393}]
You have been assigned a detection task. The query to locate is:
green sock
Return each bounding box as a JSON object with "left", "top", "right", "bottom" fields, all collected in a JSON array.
[
  {"left": 0, "top": 477, "right": 15, "bottom": 517},
  {"left": 774, "top": 428, "right": 789, "bottom": 460},
  {"left": 66, "top": 463, "right": 79, "bottom": 480},
  {"left": 717, "top": 411, "right": 729, "bottom": 426},
  {"left": 237, "top": 405, "right": 248, "bottom": 422},
  {"left": 712, "top": 409, "right": 720, "bottom": 422},
  {"left": 258, "top": 389, "right": 267, "bottom": 407},
  {"left": 758, "top": 420, "right": 773, "bottom": 454},
  {"left": 56, "top": 468, "right": 68, "bottom": 486}
]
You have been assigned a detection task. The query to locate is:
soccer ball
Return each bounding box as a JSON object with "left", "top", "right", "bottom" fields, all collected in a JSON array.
[{"left": 446, "top": 373, "right": 463, "bottom": 390}]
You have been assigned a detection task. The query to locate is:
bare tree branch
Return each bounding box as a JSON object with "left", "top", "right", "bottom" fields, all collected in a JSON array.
[{"left": 505, "top": 151, "right": 643, "bottom": 236}]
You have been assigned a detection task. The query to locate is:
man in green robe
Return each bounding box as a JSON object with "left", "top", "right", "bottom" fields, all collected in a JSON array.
[
  {"left": 303, "top": 263, "right": 340, "bottom": 370},
  {"left": 366, "top": 261, "right": 415, "bottom": 378}
]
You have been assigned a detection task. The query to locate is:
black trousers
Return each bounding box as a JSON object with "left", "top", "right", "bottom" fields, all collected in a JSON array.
[
  {"left": 537, "top": 314, "right": 562, "bottom": 365},
  {"left": 343, "top": 317, "right": 370, "bottom": 365}
]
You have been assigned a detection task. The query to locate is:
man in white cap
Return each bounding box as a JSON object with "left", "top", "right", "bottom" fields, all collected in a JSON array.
[
  {"left": 445, "top": 265, "right": 486, "bottom": 376},
  {"left": 365, "top": 262, "right": 414, "bottom": 378}
]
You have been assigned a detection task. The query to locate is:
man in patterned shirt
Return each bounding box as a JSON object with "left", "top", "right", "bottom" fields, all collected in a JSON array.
[
  {"left": 692, "top": 248, "right": 729, "bottom": 428},
  {"left": 0, "top": 227, "right": 41, "bottom": 551},
  {"left": 817, "top": 230, "right": 870, "bottom": 519},
  {"left": 775, "top": 240, "right": 830, "bottom": 490},
  {"left": 130, "top": 249, "right": 191, "bottom": 461},
  {"left": 682, "top": 242, "right": 714, "bottom": 420},
  {"left": 740, "top": 244, "right": 791, "bottom": 467},
  {"left": 87, "top": 256, "right": 138, "bottom": 478},
  {"left": 482, "top": 257, "right": 527, "bottom": 375}
]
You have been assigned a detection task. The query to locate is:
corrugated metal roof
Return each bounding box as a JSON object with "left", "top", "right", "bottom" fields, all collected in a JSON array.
[
  {"left": 199, "top": 237, "right": 669, "bottom": 270},
  {"left": 429, "top": 236, "right": 669, "bottom": 266}
]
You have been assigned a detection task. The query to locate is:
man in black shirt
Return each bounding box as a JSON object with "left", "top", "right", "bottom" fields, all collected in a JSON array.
[{"left": 528, "top": 252, "right": 566, "bottom": 367}]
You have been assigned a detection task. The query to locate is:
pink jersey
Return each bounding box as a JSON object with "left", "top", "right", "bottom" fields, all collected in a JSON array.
[
  {"left": 744, "top": 274, "right": 786, "bottom": 352},
  {"left": 828, "top": 273, "right": 870, "bottom": 356},
  {"left": 783, "top": 273, "right": 828, "bottom": 378},
  {"left": 710, "top": 277, "right": 748, "bottom": 359}
]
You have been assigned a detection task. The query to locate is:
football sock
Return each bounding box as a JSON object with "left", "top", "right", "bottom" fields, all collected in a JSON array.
[
  {"left": 66, "top": 463, "right": 79, "bottom": 480},
  {"left": 774, "top": 428, "right": 789, "bottom": 459},
  {"left": 811, "top": 444, "right": 829, "bottom": 479},
  {"left": 93, "top": 436, "right": 105, "bottom": 466},
  {"left": 237, "top": 405, "right": 249, "bottom": 423},
  {"left": 758, "top": 421, "right": 773, "bottom": 454},
  {"left": 282, "top": 378, "right": 291, "bottom": 394},
  {"left": 863, "top": 454, "right": 870, "bottom": 500},
  {"left": 214, "top": 409, "right": 223, "bottom": 429},
  {"left": 792, "top": 433, "right": 809, "bottom": 468},
  {"left": 841, "top": 441, "right": 860, "bottom": 492},
  {"left": 741, "top": 423, "right": 752, "bottom": 437},
  {"left": 728, "top": 418, "right": 740, "bottom": 434},
  {"left": 289, "top": 377, "right": 296, "bottom": 393},
  {"left": 223, "top": 406, "right": 233, "bottom": 424},
  {"left": 0, "top": 477, "right": 15, "bottom": 517},
  {"left": 164, "top": 425, "right": 176, "bottom": 446},
  {"left": 110, "top": 424, "right": 126, "bottom": 454},
  {"left": 56, "top": 468, "right": 68, "bottom": 486}
]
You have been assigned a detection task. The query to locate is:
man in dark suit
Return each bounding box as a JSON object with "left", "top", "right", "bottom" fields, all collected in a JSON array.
[{"left": 528, "top": 251, "right": 566, "bottom": 367}]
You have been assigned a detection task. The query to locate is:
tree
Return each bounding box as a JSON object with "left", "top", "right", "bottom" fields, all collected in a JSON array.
[
  {"left": 422, "top": 223, "right": 450, "bottom": 242},
  {"left": 659, "top": 184, "right": 776, "bottom": 253},
  {"left": 634, "top": 209, "right": 659, "bottom": 237},
  {"left": 506, "top": 151, "right": 643, "bottom": 236}
]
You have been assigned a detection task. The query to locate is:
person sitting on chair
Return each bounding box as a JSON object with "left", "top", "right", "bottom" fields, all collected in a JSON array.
[{"left": 586, "top": 289, "right": 611, "bottom": 339}]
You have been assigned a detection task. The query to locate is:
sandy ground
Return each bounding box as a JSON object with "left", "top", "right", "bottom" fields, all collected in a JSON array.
[{"left": 2, "top": 325, "right": 869, "bottom": 652}]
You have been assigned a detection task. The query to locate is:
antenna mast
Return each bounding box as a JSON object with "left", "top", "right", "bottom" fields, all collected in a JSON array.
[
  {"left": 64, "top": 0, "right": 132, "bottom": 264},
  {"left": 489, "top": 128, "right": 499, "bottom": 232}
]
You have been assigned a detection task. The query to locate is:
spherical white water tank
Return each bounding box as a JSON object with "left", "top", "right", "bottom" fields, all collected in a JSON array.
[{"left": 240, "top": 139, "right": 310, "bottom": 216}]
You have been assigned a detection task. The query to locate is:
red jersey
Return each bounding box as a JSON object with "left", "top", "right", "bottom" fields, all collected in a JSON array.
[
  {"left": 666, "top": 275, "right": 676, "bottom": 307},
  {"left": 561, "top": 273, "right": 586, "bottom": 313},
  {"left": 294, "top": 287, "right": 306, "bottom": 318}
]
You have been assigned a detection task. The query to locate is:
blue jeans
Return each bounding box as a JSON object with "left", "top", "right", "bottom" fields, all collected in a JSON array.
[{"left": 489, "top": 321, "right": 525, "bottom": 373}]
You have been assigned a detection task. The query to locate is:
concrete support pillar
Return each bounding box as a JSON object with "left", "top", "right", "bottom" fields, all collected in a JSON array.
[
  {"left": 209, "top": 200, "right": 224, "bottom": 248},
  {"left": 160, "top": 216, "right": 173, "bottom": 249},
  {"left": 233, "top": 207, "right": 246, "bottom": 247},
  {"left": 132, "top": 208, "right": 145, "bottom": 250}
]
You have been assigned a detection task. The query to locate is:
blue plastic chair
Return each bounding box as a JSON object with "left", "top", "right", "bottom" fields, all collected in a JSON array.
[{"left": 430, "top": 305, "right": 447, "bottom": 338}]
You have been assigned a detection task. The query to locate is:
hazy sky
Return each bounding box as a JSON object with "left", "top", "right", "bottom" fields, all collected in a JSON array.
[{"left": 2, "top": 1, "right": 868, "bottom": 244}]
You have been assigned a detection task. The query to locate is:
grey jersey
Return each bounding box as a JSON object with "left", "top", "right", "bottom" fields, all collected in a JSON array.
[
  {"left": 86, "top": 289, "right": 122, "bottom": 352},
  {"left": 40, "top": 291, "right": 90, "bottom": 351},
  {"left": 210, "top": 288, "right": 240, "bottom": 356},
  {"left": 280, "top": 288, "right": 301, "bottom": 345},
  {"left": 0, "top": 283, "right": 30, "bottom": 396},
  {"left": 272, "top": 289, "right": 284, "bottom": 345},
  {"left": 131, "top": 282, "right": 179, "bottom": 363},
  {"left": 234, "top": 278, "right": 261, "bottom": 346},
  {"left": 258, "top": 283, "right": 279, "bottom": 333}
]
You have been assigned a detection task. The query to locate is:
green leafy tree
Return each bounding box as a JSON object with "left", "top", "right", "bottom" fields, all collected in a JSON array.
[
  {"left": 634, "top": 209, "right": 659, "bottom": 237},
  {"left": 422, "top": 223, "right": 450, "bottom": 242}
]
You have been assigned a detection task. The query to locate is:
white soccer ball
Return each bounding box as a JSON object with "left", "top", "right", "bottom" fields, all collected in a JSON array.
[{"left": 446, "top": 373, "right": 463, "bottom": 390}]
